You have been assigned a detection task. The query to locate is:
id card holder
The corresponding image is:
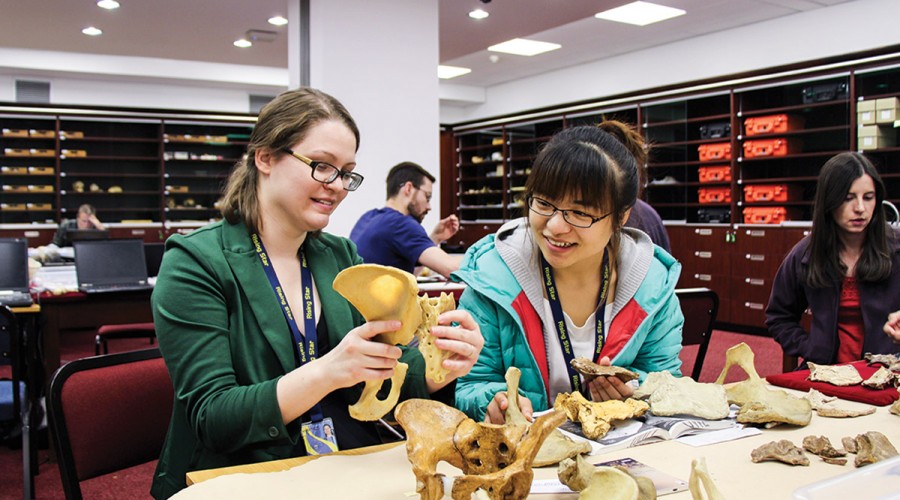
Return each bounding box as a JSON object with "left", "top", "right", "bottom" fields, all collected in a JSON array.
[{"left": 302, "top": 417, "right": 339, "bottom": 455}]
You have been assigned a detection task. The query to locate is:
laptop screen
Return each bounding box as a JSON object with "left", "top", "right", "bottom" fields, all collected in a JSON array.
[
  {"left": 69, "top": 229, "right": 111, "bottom": 242},
  {"left": 74, "top": 239, "right": 149, "bottom": 288},
  {"left": 0, "top": 238, "right": 29, "bottom": 292},
  {"left": 144, "top": 242, "right": 165, "bottom": 278}
]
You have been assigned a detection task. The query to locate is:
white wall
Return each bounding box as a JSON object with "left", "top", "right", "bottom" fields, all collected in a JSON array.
[
  {"left": 305, "top": 0, "right": 440, "bottom": 238},
  {"left": 440, "top": 0, "right": 900, "bottom": 124}
]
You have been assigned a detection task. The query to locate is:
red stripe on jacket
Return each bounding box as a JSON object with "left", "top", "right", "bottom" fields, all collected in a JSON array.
[{"left": 512, "top": 292, "right": 648, "bottom": 398}]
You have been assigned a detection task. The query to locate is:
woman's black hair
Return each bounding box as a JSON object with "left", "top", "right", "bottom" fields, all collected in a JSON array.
[{"left": 805, "top": 152, "right": 893, "bottom": 287}]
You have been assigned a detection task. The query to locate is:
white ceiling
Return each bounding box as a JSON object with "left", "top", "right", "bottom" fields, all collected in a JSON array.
[{"left": 0, "top": 0, "right": 855, "bottom": 89}]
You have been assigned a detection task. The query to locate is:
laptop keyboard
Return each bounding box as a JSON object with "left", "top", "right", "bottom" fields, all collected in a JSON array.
[
  {"left": 82, "top": 284, "right": 154, "bottom": 294},
  {"left": 0, "top": 291, "right": 34, "bottom": 307}
]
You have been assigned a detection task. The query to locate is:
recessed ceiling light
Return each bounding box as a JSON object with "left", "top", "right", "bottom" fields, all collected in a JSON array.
[
  {"left": 438, "top": 65, "right": 472, "bottom": 79},
  {"left": 268, "top": 16, "right": 288, "bottom": 26},
  {"left": 488, "top": 38, "right": 560, "bottom": 57},
  {"left": 595, "top": 1, "right": 686, "bottom": 26},
  {"left": 233, "top": 39, "right": 252, "bottom": 48},
  {"left": 468, "top": 9, "right": 489, "bottom": 20},
  {"left": 96, "top": 0, "right": 120, "bottom": 10},
  {"left": 82, "top": 27, "right": 103, "bottom": 36}
]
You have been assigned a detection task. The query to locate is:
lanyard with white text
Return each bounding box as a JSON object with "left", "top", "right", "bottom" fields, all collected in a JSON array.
[
  {"left": 252, "top": 234, "right": 323, "bottom": 422},
  {"left": 540, "top": 248, "right": 610, "bottom": 396}
]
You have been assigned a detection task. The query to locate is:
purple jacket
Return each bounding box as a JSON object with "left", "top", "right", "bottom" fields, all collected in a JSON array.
[{"left": 766, "top": 228, "right": 900, "bottom": 365}]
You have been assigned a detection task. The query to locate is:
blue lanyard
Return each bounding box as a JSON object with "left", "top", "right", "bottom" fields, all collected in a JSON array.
[
  {"left": 252, "top": 234, "right": 323, "bottom": 421},
  {"left": 540, "top": 248, "right": 610, "bottom": 396}
]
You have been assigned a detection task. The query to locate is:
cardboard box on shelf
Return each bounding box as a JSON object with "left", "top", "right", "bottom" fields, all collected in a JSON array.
[
  {"left": 26, "top": 203, "right": 52, "bottom": 210},
  {"left": 875, "top": 97, "right": 900, "bottom": 124},
  {"left": 857, "top": 124, "right": 896, "bottom": 150},
  {"left": 60, "top": 130, "right": 84, "bottom": 139},
  {"left": 27, "top": 166, "right": 54, "bottom": 175},
  {"left": 857, "top": 99, "right": 877, "bottom": 125},
  {"left": 29, "top": 149, "right": 54, "bottom": 157},
  {"left": 60, "top": 149, "right": 87, "bottom": 157},
  {"left": 0, "top": 203, "right": 27, "bottom": 211},
  {"left": 28, "top": 129, "right": 54, "bottom": 138},
  {"left": 4, "top": 148, "right": 30, "bottom": 156},
  {"left": 1, "top": 166, "right": 29, "bottom": 175},
  {"left": 166, "top": 185, "right": 189, "bottom": 193},
  {"left": 2, "top": 184, "right": 29, "bottom": 192},
  {"left": 2, "top": 129, "right": 28, "bottom": 138},
  {"left": 27, "top": 184, "right": 54, "bottom": 193}
]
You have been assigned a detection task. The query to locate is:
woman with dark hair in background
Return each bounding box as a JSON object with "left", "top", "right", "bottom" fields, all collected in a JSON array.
[
  {"left": 597, "top": 119, "right": 671, "bottom": 252},
  {"left": 453, "top": 125, "right": 683, "bottom": 424},
  {"left": 766, "top": 152, "right": 900, "bottom": 366}
]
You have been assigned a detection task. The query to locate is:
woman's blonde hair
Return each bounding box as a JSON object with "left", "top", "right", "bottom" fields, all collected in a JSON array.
[{"left": 220, "top": 88, "right": 359, "bottom": 234}]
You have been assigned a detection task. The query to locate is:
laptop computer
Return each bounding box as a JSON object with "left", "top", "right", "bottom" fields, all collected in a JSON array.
[
  {"left": 74, "top": 239, "right": 154, "bottom": 294},
  {"left": 0, "top": 238, "right": 34, "bottom": 307},
  {"left": 143, "top": 242, "right": 165, "bottom": 278}
]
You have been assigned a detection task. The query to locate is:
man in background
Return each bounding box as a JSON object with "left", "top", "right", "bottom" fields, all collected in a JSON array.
[
  {"left": 52, "top": 203, "right": 106, "bottom": 247},
  {"left": 350, "top": 162, "right": 462, "bottom": 278}
]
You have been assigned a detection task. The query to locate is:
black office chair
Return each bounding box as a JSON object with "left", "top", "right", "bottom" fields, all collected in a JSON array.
[
  {"left": 1, "top": 305, "right": 36, "bottom": 499},
  {"left": 48, "top": 348, "right": 173, "bottom": 500},
  {"left": 675, "top": 288, "right": 719, "bottom": 381}
]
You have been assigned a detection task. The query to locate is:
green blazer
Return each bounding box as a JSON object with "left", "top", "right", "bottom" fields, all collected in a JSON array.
[{"left": 150, "top": 220, "right": 437, "bottom": 499}]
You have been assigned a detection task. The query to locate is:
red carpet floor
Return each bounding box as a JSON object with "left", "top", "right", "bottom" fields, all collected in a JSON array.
[{"left": 0, "top": 329, "right": 783, "bottom": 499}]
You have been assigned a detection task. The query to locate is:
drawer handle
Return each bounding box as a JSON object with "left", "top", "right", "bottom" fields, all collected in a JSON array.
[
  {"left": 131, "top": 229, "right": 146, "bottom": 235},
  {"left": 745, "top": 254, "right": 765, "bottom": 261},
  {"left": 695, "top": 229, "right": 713, "bottom": 236},
  {"left": 745, "top": 230, "right": 766, "bottom": 237},
  {"left": 695, "top": 251, "right": 712, "bottom": 259},
  {"left": 694, "top": 274, "right": 712, "bottom": 281},
  {"left": 24, "top": 230, "right": 40, "bottom": 237},
  {"left": 745, "top": 278, "right": 765, "bottom": 286},
  {"left": 744, "top": 302, "right": 764, "bottom": 310}
]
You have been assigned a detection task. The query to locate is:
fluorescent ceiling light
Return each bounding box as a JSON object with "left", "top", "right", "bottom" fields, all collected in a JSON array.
[
  {"left": 96, "top": 0, "right": 120, "bottom": 9},
  {"left": 469, "top": 9, "right": 489, "bottom": 20},
  {"left": 488, "top": 38, "right": 560, "bottom": 57},
  {"left": 595, "top": 1, "right": 685, "bottom": 26},
  {"left": 82, "top": 27, "right": 103, "bottom": 36},
  {"left": 268, "top": 16, "right": 288, "bottom": 26},
  {"left": 233, "top": 39, "right": 252, "bottom": 48},
  {"left": 438, "top": 65, "right": 471, "bottom": 79}
]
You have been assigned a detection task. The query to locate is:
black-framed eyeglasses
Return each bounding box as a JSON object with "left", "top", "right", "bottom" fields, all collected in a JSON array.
[
  {"left": 282, "top": 148, "right": 364, "bottom": 191},
  {"left": 527, "top": 196, "right": 611, "bottom": 228},
  {"left": 413, "top": 185, "right": 433, "bottom": 202}
]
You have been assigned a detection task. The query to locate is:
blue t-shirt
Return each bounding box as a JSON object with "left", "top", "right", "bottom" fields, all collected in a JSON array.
[{"left": 349, "top": 208, "right": 435, "bottom": 274}]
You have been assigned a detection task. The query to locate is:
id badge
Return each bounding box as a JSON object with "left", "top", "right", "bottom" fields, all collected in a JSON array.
[{"left": 302, "top": 417, "right": 339, "bottom": 455}]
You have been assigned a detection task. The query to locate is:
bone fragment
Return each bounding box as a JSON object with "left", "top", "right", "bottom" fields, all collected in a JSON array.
[
  {"left": 807, "top": 362, "right": 863, "bottom": 386},
  {"left": 633, "top": 371, "right": 729, "bottom": 420}
]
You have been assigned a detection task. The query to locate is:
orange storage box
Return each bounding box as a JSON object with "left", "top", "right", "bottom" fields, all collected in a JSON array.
[
  {"left": 698, "top": 143, "right": 731, "bottom": 162},
  {"left": 743, "top": 206, "right": 800, "bottom": 224},
  {"left": 743, "top": 184, "right": 803, "bottom": 203},
  {"left": 742, "top": 138, "right": 801, "bottom": 158},
  {"left": 698, "top": 166, "right": 732, "bottom": 183},
  {"left": 698, "top": 187, "right": 732, "bottom": 204},
  {"left": 743, "top": 114, "right": 805, "bottom": 136}
]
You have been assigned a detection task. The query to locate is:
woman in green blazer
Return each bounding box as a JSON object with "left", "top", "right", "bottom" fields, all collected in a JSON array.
[{"left": 150, "top": 88, "right": 484, "bottom": 499}]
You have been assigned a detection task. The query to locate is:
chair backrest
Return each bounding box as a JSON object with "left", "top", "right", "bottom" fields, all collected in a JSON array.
[
  {"left": 48, "top": 348, "right": 172, "bottom": 500},
  {"left": 0, "top": 305, "right": 22, "bottom": 422},
  {"left": 675, "top": 288, "right": 719, "bottom": 381}
]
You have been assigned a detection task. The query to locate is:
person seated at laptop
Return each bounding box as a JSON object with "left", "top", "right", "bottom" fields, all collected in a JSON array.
[
  {"left": 52, "top": 204, "right": 106, "bottom": 247},
  {"left": 149, "top": 88, "right": 484, "bottom": 499}
]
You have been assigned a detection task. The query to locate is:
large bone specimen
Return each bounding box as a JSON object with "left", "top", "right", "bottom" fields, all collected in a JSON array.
[
  {"left": 802, "top": 435, "right": 847, "bottom": 465},
  {"left": 805, "top": 388, "right": 876, "bottom": 418},
  {"left": 570, "top": 357, "right": 639, "bottom": 383},
  {"left": 633, "top": 371, "right": 729, "bottom": 420},
  {"left": 333, "top": 264, "right": 455, "bottom": 420},
  {"left": 554, "top": 392, "right": 649, "bottom": 440},
  {"left": 557, "top": 455, "right": 651, "bottom": 500},
  {"left": 865, "top": 352, "right": 900, "bottom": 372},
  {"left": 750, "top": 440, "right": 809, "bottom": 466},
  {"left": 688, "top": 457, "right": 725, "bottom": 500},
  {"left": 714, "top": 343, "right": 811, "bottom": 427},
  {"left": 395, "top": 399, "right": 565, "bottom": 500},
  {"left": 862, "top": 366, "right": 897, "bottom": 390},
  {"left": 852, "top": 431, "right": 898, "bottom": 467},
  {"left": 504, "top": 367, "right": 590, "bottom": 467},
  {"left": 807, "top": 362, "right": 863, "bottom": 386}
]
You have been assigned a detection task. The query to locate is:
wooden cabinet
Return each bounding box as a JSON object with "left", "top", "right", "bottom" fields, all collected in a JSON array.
[{"left": 0, "top": 105, "right": 256, "bottom": 234}]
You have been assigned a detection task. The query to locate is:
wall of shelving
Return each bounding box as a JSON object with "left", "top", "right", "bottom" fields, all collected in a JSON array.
[{"left": 0, "top": 105, "right": 255, "bottom": 232}]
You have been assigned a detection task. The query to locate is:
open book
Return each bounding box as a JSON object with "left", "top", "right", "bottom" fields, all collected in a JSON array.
[{"left": 556, "top": 409, "right": 759, "bottom": 455}]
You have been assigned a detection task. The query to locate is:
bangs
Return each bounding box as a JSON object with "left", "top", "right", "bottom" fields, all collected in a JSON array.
[{"left": 525, "top": 140, "right": 621, "bottom": 210}]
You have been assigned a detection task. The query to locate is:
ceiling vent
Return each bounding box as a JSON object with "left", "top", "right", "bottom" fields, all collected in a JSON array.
[
  {"left": 246, "top": 29, "right": 277, "bottom": 43},
  {"left": 16, "top": 80, "right": 50, "bottom": 103}
]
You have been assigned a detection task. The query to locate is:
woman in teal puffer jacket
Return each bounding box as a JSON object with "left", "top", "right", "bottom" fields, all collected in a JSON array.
[{"left": 452, "top": 125, "right": 683, "bottom": 423}]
